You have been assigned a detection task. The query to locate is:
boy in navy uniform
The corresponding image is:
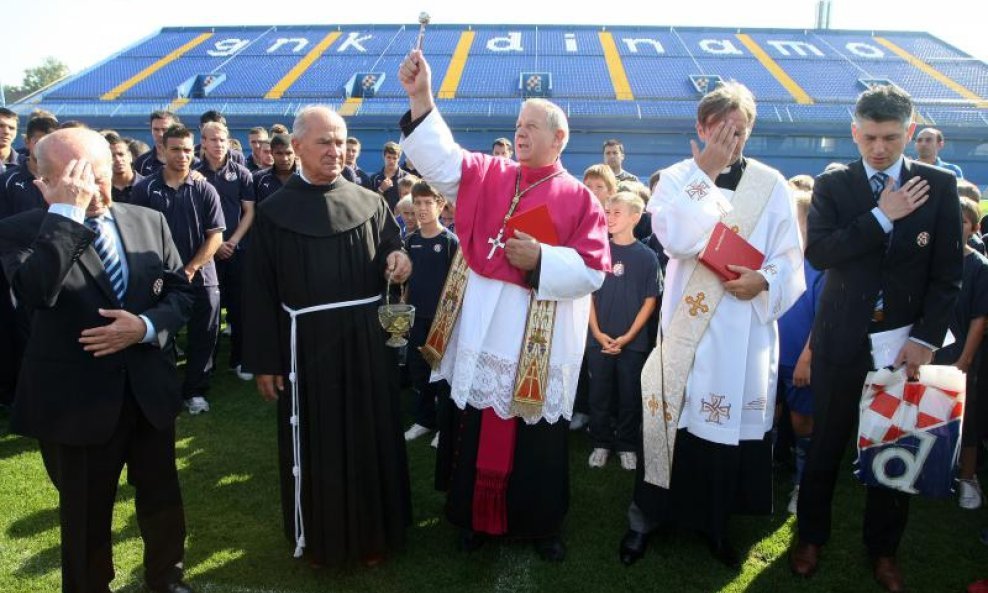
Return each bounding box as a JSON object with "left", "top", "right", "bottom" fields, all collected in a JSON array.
[
  {"left": 131, "top": 124, "right": 225, "bottom": 416},
  {"left": 253, "top": 133, "right": 296, "bottom": 203},
  {"left": 587, "top": 192, "right": 659, "bottom": 471},
  {"left": 0, "top": 116, "right": 58, "bottom": 219},
  {"left": 196, "top": 121, "right": 255, "bottom": 381},
  {"left": 935, "top": 196, "right": 988, "bottom": 509},
  {"left": 106, "top": 133, "right": 143, "bottom": 204},
  {"left": 402, "top": 181, "right": 458, "bottom": 462}
]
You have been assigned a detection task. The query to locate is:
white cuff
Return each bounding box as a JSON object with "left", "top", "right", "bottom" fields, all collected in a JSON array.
[
  {"left": 535, "top": 244, "right": 605, "bottom": 301},
  {"left": 871, "top": 207, "right": 893, "bottom": 233}
]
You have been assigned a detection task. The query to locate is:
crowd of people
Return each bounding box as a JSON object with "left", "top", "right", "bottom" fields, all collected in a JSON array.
[{"left": 0, "top": 45, "right": 985, "bottom": 593}]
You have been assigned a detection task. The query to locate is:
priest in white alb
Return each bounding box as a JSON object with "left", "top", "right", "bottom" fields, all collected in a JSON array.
[
  {"left": 398, "top": 49, "right": 610, "bottom": 561},
  {"left": 619, "top": 82, "right": 805, "bottom": 569}
]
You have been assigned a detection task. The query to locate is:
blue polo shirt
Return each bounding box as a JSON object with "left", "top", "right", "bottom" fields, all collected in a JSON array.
[
  {"left": 195, "top": 156, "right": 255, "bottom": 243},
  {"left": 254, "top": 167, "right": 296, "bottom": 202},
  {"left": 0, "top": 149, "right": 19, "bottom": 176},
  {"left": 0, "top": 166, "right": 45, "bottom": 219},
  {"left": 404, "top": 228, "right": 459, "bottom": 319},
  {"left": 934, "top": 157, "right": 964, "bottom": 179},
  {"left": 130, "top": 170, "right": 225, "bottom": 287},
  {"left": 369, "top": 168, "right": 408, "bottom": 212},
  {"left": 134, "top": 149, "right": 165, "bottom": 177},
  {"left": 111, "top": 171, "right": 144, "bottom": 204},
  {"left": 351, "top": 165, "right": 372, "bottom": 188}
]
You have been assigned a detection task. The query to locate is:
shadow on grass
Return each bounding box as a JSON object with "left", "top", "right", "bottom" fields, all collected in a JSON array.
[{"left": 7, "top": 507, "right": 58, "bottom": 538}]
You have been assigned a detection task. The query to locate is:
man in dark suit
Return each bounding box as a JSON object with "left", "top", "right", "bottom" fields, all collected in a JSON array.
[
  {"left": 0, "top": 128, "right": 196, "bottom": 593},
  {"left": 790, "top": 85, "right": 962, "bottom": 592}
]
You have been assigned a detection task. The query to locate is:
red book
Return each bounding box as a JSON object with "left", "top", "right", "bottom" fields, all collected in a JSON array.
[
  {"left": 698, "top": 222, "right": 765, "bottom": 281},
  {"left": 506, "top": 204, "right": 560, "bottom": 246}
]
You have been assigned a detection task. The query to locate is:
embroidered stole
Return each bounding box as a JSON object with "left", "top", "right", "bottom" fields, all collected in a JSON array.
[
  {"left": 418, "top": 235, "right": 562, "bottom": 535},
  {"left": 640, "top": 160, "right": 777, "bottom": 488}
]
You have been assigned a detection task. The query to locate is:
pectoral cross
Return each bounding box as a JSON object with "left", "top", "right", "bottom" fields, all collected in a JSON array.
[{"left": 487, "top": 229, "right": 506, "bottom": 260}]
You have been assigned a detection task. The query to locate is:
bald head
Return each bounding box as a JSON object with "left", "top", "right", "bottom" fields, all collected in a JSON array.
[
  {"left": 291, "top": 105, "right": 347, "bottom": 185},
  {"left": 34, "top": 128, "right": 113, "bottom": 215},
  {"left": 292, "top": 105, "right": 346, "bottom": 141},
  {"left": 35, "top": 128, "right": 113, "bottom": 183}
]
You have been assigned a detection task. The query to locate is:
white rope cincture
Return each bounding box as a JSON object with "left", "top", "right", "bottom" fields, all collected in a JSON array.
[{"left": 280, "top": 294, "right": 381, "bottom": 559}]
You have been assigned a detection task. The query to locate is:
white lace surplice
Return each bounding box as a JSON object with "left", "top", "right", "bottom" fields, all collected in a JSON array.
[{"left": 401, "top": 111, "right": 604, "bottom": 424}]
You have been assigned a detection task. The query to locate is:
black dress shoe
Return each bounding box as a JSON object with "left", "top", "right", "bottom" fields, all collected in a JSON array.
[
  {"left": 149, "top": 581, "right": 194, "bottom": 593},
  {"left": 619, "top": 529, "right": 650, "bottom": 566},
  {"left": 458, "top": 529, "right": 485, "bottom": 553},
  {"left": 534, "top": 536, "right": 567, "bottom": 562},
  {"left": 707, "top": 537, "right": 740, "bottom": 569}
]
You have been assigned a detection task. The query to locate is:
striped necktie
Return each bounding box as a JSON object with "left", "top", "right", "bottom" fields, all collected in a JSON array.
[
  {"left": 870, "top": 172, "right": 890, "bottom": 315},
  {"left": 870, "top": 172, "right": 889, "bottom": 201},
  {"left": 85, "top": 216, "right": 126, "bottom": 303}
]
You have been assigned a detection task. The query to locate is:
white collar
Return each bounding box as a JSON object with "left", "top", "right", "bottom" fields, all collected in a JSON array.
[{"left": 863, "top": 155, "right": 905, "bottom": 183}]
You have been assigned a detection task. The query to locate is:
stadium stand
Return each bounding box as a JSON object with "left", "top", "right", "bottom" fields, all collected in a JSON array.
[{"left": 9, "top": 24, "right": 988, "bottom": 180}]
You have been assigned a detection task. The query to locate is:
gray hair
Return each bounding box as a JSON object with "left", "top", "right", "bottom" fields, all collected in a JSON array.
[
  {"left": 522, "top": 99, "right": 570, "bottom": 153},
  {"left": 854, "top": 85, "right": 914, "bottom": 126},
  {"left": 292, "top": 105, "right": 344, "bottom": 140}
]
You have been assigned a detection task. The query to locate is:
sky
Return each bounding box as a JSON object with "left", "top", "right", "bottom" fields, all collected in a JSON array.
[{"left": 3, "top": 0, "right": 986, "bottom": 88}]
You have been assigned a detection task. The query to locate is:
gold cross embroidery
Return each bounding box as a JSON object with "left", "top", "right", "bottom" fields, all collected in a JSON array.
[
  {"left": 700, "top": 394, "right": 731, "bottom": 424},
  {"left": 686, "top": 292, "right": 709, "bottom": 317},
  {"left": 647, "top": 394, "right": 660, "bottom": 417}
]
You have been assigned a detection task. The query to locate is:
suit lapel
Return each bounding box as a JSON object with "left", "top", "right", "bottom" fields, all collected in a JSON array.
[
  {"left": 112, "top": 205, "right": 144, "bottom": 309},
  {"left": 79, "top": 246, "right": 119, "bottom": 306},
  {"left": 849, "top": 160, "right": 875, "bottom": 210}
]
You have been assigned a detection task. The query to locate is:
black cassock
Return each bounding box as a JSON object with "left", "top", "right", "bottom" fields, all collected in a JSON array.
[{"left": 243, "top": 175, "right": 411, "bottom": 566}]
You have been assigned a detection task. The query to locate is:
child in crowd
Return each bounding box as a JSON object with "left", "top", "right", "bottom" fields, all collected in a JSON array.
[
  {"left": 777, "top": 191, "right": 825, "bottom": 514},
  {"left": 439, "top": 201, "right": 455, "bottom": 233},
  {"left": 934, "top": 196, "right": 988, "bottom": 509},
  {"left": 587, "top": 192, "right": 659, "bottom": 470},
  {"left": 583, "top": 164, "right": 618, "bottom": 206},
  {"left": 402, "top": 181, "right": 459, "bottom": 457}
]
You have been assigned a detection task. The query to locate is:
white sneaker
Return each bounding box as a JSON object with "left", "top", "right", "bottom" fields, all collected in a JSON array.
[
  {"left": 959, "top": 478, "right": 984, "bottom": 510},
  {"left": 588, "top": 448, "right": 609, "bottom": 468},
  {"left": 569, "top": 413, "right": 590, "bottom": 432},
  {"left": 404, "top": 423, "right": 431, "bottom": 441},
  {"left": 619, "top": 451, "right": 637, "bottom": 471},
  {"left": 787, "top": 486, "right": 800, "bottom": 515},
  {"left": 234, "top": 365, "right": 254, "bottom": 381},
  {"left": 430, "top": 432, "right": 440, "bottom": 449},
  {"left": 185, "top": 396, "right": 210, "bottom": 415}
]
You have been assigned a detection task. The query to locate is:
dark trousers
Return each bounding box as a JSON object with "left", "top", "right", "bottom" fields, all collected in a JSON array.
[
  {"left": 408, "top": 320, "right": 447, "bottom": 429},
  {"left": 572, "top": 355, "right": 590, "bottom": 416},
  {"left": 215, "top": 251, "right": 243, "bottom": 369},
  {"left": 39, "top": 392, "right": 186, "bottom": 593},
  {"left": 797, "top": 353, "right": 910, "bottom": 556},
  {"left": 0, "top": 275, "right": 18, "bottom": 405},
  {"left": 587, "top": 348, "right": 645, "bottom": 452},
  {"left": 183, "top": 283, "right": 220, "bottom": 399}
]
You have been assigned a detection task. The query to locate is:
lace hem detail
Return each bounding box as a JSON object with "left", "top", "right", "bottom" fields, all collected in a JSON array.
[{"left": 441, "top": 347, "right": 580, "bottom": 424}]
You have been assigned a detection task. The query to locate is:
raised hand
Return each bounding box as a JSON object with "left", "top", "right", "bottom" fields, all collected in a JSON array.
[
  {"left": 398, "top": 49, "right": 436, "bottom": 119},
  {"left": 34, "top": 158, "right": 100, "bottom": 210},
  {"left": 878, "top": 176, "right": 930, "bottom": 222},
  {"left": 691, "top": 120, "right": 739, "bottom": 180}
]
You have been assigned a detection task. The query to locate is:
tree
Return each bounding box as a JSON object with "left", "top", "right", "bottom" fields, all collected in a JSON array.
[{"left": 3, "top": 57, "right": 70, "bottom": 104}]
